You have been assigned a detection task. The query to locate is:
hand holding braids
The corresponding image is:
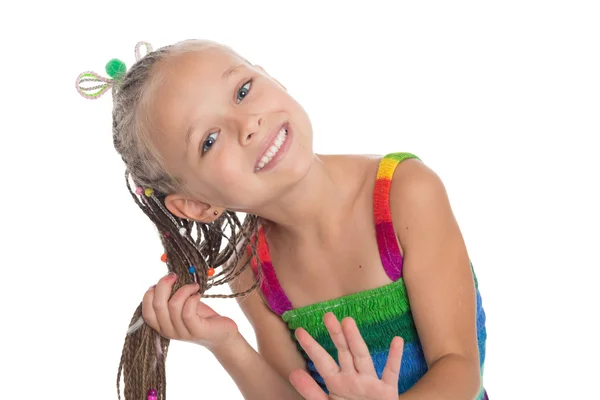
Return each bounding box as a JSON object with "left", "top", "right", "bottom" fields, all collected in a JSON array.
[{"left": 76, "top": 40, "right": 263, "bottom": 400}]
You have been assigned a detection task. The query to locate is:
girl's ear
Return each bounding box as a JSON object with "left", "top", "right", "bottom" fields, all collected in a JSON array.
[{"left": 164, "top": 194, "right": 222, "bottom": 223}]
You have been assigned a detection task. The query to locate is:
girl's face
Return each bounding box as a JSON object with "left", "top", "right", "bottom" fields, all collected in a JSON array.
[{"left": 148, "top": 46, "right": 314, "bottom": 215}]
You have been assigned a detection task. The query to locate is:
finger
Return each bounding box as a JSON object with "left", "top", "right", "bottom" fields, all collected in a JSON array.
[
  {"left": 152, "top": 273, "right": 178, "bottom": 337},
  {"left": 295, "top": 327, "right": 340, "bottom": 377},
  {"left": 323, "top": 312, "right": 354, "bottom": 372},
  {"left": 381, "top": 336, "right": 404, "bottom": 386},
  {"left": 289, "top": 369, "right": 329, "bottom": 400},
  {"left": 141, "top": 285, "right": 159, "bottom": 331},
  {"left": 181, "top": 293, "right": 206, "bottom": 337},
  {"left": 167, "top": 283, "right": 200, "bottom": 338},
  {"left": 342, "top": 317, "right": 377, "bottom": 376}
]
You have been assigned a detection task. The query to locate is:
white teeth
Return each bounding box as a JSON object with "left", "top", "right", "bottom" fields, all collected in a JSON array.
[{"left": 256, "top": 127, "right": 288, "bottom": 171}]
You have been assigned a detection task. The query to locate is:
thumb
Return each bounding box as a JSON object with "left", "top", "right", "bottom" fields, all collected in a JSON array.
[
  {"left": 195, "top": 298, "right": 221, "bottom": 318},
  {"left": 196, "top": 302, "right": 239, "bottom": 337}
]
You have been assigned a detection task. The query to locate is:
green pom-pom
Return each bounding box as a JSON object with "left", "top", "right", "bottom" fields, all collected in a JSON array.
[{"left": 105, "top": 58, "right": 127, "bottom": 79}]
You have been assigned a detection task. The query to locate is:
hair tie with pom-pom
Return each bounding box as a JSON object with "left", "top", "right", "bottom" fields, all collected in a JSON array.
[
  {"left": 75, "top": 41, "right": 153, "bottom": 100},
  {"left": 105, "top": 58, "right": 127, "bottom": 79}
]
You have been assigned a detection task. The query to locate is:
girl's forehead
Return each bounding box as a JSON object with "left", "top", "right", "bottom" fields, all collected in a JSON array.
[
  {"left": 151, "top": 50, "right": 247, "bottom": 110},
  {"left": 162, "top": 47, "right": 244, "bottom": 81},
  {"left": 148, "top": 49, "right": 246, "bottom": 152}
]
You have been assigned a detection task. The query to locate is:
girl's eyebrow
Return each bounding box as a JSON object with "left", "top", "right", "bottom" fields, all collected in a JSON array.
[
  {"left": 186, "top": 122, "right": 200, "bottom": 146},
  {"left": 222, "top": 64, "right": 245, "bottom": 80}
]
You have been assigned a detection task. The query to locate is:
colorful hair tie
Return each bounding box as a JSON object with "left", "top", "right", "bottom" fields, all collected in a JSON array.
[
  {"left": 105, "top": 59, "right": 127, "bottom": 79},
  {"left": 135, "top": 41, "right": 153, "bottom": 61},
  {"left": 75, "top": 68, "right": 115, "bottom": 99},
  {"left": 76, "top": 41, "right": 153, "bottom": 100}
]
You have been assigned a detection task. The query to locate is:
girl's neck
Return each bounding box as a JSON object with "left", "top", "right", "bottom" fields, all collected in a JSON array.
[{"left": 258, "top": 154, "right": 368, "bottom": 244}]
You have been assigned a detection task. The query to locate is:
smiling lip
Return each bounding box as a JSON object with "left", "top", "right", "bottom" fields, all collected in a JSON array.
[
  {"left": 254, "top": 122, "right": 289, "bottom": 170},
  {"left": 256, "top": 126, "right": 292, "bottom": 173}
]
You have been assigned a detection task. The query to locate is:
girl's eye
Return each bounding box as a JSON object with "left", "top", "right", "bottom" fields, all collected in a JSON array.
[
  {"left": 236, "top": 80, "right": 252, "bottom": 104},
  {"left": 202, "top": 132, "right": 219, "bottom": 153}
]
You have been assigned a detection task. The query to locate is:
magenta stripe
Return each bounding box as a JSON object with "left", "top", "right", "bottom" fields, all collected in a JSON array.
[
  {"left": 375, "top": 221, "right": 403, "bottom": 281},
  {"left": 259, "top": 260, "right": 292, "bottom": 315}
]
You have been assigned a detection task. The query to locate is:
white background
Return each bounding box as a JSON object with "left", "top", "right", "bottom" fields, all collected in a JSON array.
[{"left": 1, "top": 1, "right": 599, "bottom": 399}]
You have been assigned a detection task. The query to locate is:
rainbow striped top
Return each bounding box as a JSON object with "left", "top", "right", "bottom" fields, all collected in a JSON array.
[{"left": 248, "top": 153, "right": 488, "bottom": 398}]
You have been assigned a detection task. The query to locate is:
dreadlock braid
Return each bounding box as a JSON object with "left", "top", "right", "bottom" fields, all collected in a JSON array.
[{"left": 109, "top": 39, "right": 263, "bottom": 400}]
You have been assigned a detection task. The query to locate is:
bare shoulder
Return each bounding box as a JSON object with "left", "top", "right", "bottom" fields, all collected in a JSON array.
[
  {"left": 388, "top": 158, "right": 456, "bottom": 247},
  {"left": 389, "top": 158, "right": 447, "bottom": 203}
]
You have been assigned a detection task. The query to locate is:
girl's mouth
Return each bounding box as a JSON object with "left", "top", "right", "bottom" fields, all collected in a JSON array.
[{"left": 255, "top": 123, "right": 289, "bottom": 171}]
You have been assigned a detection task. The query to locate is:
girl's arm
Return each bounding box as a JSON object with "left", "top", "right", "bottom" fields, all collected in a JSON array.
[
  {"left": 209, "top": 332, "right": 304, "bottom": 400},
  {"left": 390, "top": 159, "right": 482, "bottom": 399},
  {"left": 219, "top": 253, "right": 307, "bottom": 400}
]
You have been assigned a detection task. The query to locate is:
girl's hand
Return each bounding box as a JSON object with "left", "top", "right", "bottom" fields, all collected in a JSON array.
[
  {"left": 289, "top": 312, "right": 403, "bottom": 400},
  {"left": 141, "top": 272, "right": 239, "bottom": 350}
]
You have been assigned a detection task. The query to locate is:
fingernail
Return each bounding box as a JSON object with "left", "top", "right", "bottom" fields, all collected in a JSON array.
[{"left": 149, "top": 284, "right": 156, "bottom": 290}]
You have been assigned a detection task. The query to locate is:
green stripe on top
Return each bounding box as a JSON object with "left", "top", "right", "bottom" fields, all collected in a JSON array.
[
  {"left": 282, "top": 280, "right": 409, "bottom": 328},
  {"left": 282, "top": 279, "right": 418, "bottom": 356},
  {"left": 282, "top": 276, "right": 481, "bottom": 333},
  {"left": 282, "top": 273, "right": 483, "bottom": 360}
]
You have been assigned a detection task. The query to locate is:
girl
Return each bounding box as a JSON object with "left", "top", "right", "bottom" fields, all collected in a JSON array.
[{"left": 77, "top": 40, "right": 487, "bottom": 400}]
